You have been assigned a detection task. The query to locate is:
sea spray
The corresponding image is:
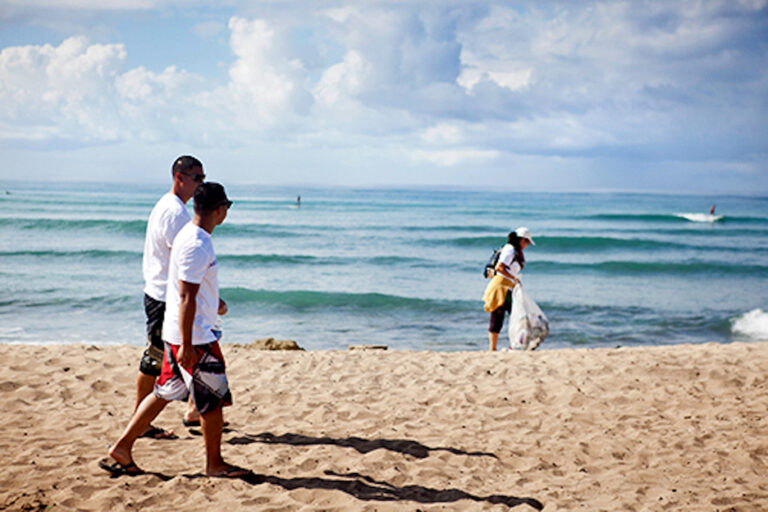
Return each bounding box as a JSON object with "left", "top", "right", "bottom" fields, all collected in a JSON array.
[{"left": 732, "top": 309, "right": 768, "bottom": 340}]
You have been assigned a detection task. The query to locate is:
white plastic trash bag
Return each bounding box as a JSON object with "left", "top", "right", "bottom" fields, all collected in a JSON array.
[{"left": 509, "top": 284, "right": 549, "bottom": 350}]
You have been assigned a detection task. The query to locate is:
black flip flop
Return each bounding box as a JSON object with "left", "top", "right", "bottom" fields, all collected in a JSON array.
[
  {"left": 98, "top": 458, "right": 145, "bottom": 477},
  {"left": 139, "top": 425, "right": 178, "bottom": 439},
  {"left": 208, "top": 465, "right": 251, "bottom": 478},
  {"left": 183, "top": 419, "right": 229, "bottom": 428}
]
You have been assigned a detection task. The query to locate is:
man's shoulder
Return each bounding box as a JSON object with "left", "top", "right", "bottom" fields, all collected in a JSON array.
[
  {"left": 176, "top": 224, "right": 211, "bottom": 249},
  {"left": 153, "top": 193, "right": 189, "bottom": 223},
  {"left": 159, "top": 193, "right": 187, "bottom": 212}
]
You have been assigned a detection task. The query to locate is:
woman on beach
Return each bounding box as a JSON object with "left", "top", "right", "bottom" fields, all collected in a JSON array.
[{"left": 483, "top": 227, "right": 535, "bottom": 351}]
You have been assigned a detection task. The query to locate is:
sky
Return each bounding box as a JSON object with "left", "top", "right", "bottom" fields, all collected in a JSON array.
[{"left": 0, "top": 0, "right": 766, "bottom": 193}]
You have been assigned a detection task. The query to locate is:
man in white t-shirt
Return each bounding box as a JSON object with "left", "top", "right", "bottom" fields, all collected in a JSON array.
[
  {"left": 102, "top": 182, "right": 248, "bottom": 478},
  {"left": 134, "top": 155, "right": 204, "bottom": 439}
]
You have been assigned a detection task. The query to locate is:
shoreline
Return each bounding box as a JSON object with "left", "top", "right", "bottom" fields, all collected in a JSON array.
[{"left": 2, "top": 341, "right": 767, "bottom": 511}]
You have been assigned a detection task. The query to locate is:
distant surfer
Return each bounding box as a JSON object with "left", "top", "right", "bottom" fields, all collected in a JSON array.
[
  {"left": 297, "top": 195, "right": 301, "bottom": 208},
  {"left": 710, "top": 204, "right": 715, "bottom": 215}
]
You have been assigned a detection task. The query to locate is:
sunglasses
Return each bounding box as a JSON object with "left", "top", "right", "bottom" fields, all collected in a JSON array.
[
  {"left": 216, "top": 200, "right": 233, "bottom": 210},
  {"left": 180, "top": 171, "right": 206, "bottom": 183}
]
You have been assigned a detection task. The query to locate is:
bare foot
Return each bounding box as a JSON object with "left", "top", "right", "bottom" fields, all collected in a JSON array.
[
  {"left": 183, "top": 413, "right": 201, "bottom": 425},
  {"left": 107, "top": 446, "right": 133, "bottom": 467}
]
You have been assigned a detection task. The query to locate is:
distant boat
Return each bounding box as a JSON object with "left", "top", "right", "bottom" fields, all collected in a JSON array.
[{"left": 676, "top": 213, "right": 724, "bottom": 223}]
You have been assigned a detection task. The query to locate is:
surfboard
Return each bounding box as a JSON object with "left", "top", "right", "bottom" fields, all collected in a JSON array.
[{"left": 677, "top": 213, "right": 724, "bottom": 223}]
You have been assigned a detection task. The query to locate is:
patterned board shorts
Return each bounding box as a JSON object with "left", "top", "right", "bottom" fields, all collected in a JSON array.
[
  {"left": 139, "top": 294, "right": 166, "bottom": 376},
  {"left": 154, "top": 341, "right": 232, "bottom": 415}
]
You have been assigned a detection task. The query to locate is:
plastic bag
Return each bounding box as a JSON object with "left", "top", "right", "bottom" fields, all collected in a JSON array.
[{"left": 509, "top": 284, "right": 549, "bottom": 350}]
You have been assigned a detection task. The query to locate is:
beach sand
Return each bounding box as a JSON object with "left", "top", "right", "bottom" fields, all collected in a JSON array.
[{"left": 1, "top": 341, "right": 767, "bottom": 511}]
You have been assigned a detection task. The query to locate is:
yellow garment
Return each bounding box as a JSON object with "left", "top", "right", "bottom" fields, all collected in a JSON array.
[{"left": 482, "top": 274, "right": 515, "bottom": 312}]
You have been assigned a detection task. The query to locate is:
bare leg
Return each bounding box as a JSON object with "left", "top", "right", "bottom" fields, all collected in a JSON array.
[
  {"left": 109, "top": 393, "right": 169, "bottom": 467},
  {"left": 134, "top": 372, "right": 156, "bottom": 412},
  {"left": 489, "top": 331, "right": 499, "bottom": 351},
  {"left": 134, "top": 372, "right": 174, "bottom": 438},
  {"left": 202, "top": 407, "right": 247, "bottom": 477},
  {"left": 184, "top": 395, "right": 200, "bottom": 424}
]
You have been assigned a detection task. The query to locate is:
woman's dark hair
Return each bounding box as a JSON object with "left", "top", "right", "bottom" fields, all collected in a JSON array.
[{"left": 506, "top": 231, "right": 525, "bottom": 268}]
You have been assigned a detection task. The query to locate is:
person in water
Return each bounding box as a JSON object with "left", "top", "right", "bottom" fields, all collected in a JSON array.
[
  {"left": 710, "top": 204, "right": 716, "bottom": 215},
  {"left": 482, "top": 227, "right": 535, "bottom": 351}
]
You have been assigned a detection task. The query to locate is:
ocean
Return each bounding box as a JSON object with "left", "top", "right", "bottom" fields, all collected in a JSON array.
[{"left": 2, "top": 181, "right": 767, "bottom": 351}]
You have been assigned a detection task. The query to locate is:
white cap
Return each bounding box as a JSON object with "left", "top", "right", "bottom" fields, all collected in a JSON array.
[{"left": 516, "top": 226, "right": 535, "bottom": 245}]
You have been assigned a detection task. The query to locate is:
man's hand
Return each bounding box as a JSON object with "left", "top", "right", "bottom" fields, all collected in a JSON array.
[
  {"left": 177, "top": 343, "right": 198, "bottom": 370},
  {"left": 218, "top": 298, "right": 228, "bottom": 316}
]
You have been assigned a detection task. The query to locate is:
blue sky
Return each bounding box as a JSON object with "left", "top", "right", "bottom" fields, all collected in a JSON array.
[{"left": 0, "top": 0, "right": 766, "bottom": 193}]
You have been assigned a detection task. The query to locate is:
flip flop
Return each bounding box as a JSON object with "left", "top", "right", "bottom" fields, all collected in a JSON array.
[
  {"left": 207, "top": 465, "right": 251, "bottom": 478},
  {"left": 183, "top": 419, "right": 229, "bottom": 428},
  {"left": 98, "top": 457, "right": 145, "bottom": 477},
  {"left": 140, "top": 425, "right": 177, "bottom": 439}
]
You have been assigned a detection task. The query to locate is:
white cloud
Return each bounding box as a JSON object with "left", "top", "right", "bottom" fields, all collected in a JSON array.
[
  {"left": 115, "top": 65, "right": 189, "bottom": 101},
  {"left": 411, "top": 148, "right": 499, "bottom": 167},
  {"left": 0, "top": 0, "right": 192, "bottom": 8},
  {"left": 0, "top": 1, "right": 765, "bottom": 192},
  {"left": 313, "top": 50, "right": 369, "bottom": 106},
  {"left": 457, "top": 68, "right": 531, "bottom": 93},
  {"left": 196, "top": 16, "right": 313, "bottom": 130},
  {"left": 0, "top": 36, "right": 126, "bottom": 141},
  {"left": 227, "top": 18, "right": 296, "bottom": 117},
  {"left": 420, "top": 123, "right": 463, "bottom": 144}
]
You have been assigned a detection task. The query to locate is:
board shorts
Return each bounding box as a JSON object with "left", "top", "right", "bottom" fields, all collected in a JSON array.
[
  {"left": 154, "top": 341, "right": 232, "bottom": 415},
  {"left": 488, "top": 290, "right": 512, "bottom": 333},
  {"left": 139, "top": 294, "right": 166, "bottom": 377}
]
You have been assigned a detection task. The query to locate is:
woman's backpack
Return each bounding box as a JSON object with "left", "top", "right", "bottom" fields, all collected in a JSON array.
[{"left": 483, "top": 247, "right": 502, "bottom": 278}]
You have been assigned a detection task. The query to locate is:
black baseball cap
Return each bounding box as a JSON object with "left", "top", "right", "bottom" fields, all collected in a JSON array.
[{"left": 193, "top": 182, "right": 232, "bottom": 213}]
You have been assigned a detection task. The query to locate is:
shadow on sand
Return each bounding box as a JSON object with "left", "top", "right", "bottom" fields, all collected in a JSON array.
[
  {"left": 226, "top": 431, "right": 498, "bottom": 460},
  {"left": 181, "top": 469, "right": 542, "bottom": 509},
  {"left": 216, "top": 431, "right": 542, "bottom": 509}
]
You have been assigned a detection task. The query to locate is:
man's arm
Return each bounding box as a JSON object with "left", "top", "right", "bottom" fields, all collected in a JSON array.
[{"left": 177, "top": 280, "right": 200, "bottom": 369}]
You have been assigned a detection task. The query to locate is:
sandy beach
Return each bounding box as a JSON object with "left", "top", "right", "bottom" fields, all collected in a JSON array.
[{"left": 1, "top": 341, "right": 767, "bottom": 511}]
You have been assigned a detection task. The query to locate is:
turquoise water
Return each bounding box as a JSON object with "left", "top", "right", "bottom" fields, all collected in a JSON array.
[{"left": 2, "top": 181, "right": 767, "bottom": 350}]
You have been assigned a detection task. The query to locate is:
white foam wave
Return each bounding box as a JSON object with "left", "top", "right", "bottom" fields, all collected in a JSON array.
[
  {"left": 732, "top": 308, "right": 768, "bottom": 340},
  {"left": 676, "top": 213, "right": 723, "bottom": 223}
]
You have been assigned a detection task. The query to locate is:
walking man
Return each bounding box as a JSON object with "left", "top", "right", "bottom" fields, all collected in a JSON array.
[
  {"left": 101, "top": 182, "right": 246, "bottom": 477},
  {"left": 136, "top": 155, "right": 205, "bottom": 438}
]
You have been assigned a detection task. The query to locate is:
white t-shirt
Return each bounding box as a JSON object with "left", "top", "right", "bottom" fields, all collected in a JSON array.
[
  {"left": 142, "top": 193, "right": 191, "bottom": 302},
  {"left": 498, "top": 243, "right": 523, "bottom": 279},
  {"left": 162, "top": 223, "right": 220, "bottom": 346}
]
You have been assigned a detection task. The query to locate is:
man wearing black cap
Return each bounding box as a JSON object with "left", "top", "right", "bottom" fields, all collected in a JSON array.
[{"left": 101, "top": 182, "right": 247, "bottom": 478}]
